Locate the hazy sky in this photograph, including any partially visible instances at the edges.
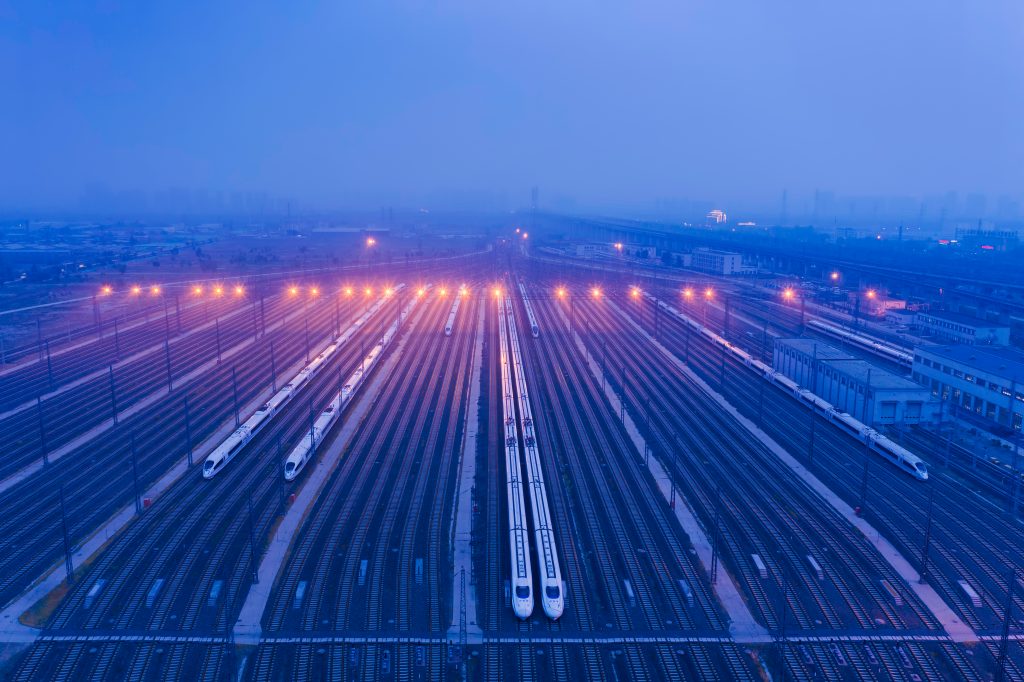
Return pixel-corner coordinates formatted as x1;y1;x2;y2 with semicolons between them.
2;1;1022;212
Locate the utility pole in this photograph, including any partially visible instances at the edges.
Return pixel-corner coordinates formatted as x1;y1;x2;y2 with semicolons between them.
113;318;121;359
247;486;259;585
808;345;818;466
919;479;936;581
130;432;142;514
305;316;311;363
269;340;278;393
58;484;74;584
996;567;1017;682
776;564;790;682
164;338;173;391
259;294;266;337
711;486;721;583
215;317;223;363
684;319;690;363
231;366;241;427
184;395;194;467
37;396;49;466
308;397;316;450
44;340;54;391
278;436;286;507
109;365;118;425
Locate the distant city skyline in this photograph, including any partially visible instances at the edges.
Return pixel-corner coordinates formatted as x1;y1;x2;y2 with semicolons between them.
3;2;1022;225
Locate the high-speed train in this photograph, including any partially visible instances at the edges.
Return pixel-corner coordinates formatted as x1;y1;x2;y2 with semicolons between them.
505;295;563;619
650;296;929;481
807;319;914;367
204;290;394;479
498;298;535;619
203;377;298;479
284;284;417;480
444;296;461;337
517;281;540;338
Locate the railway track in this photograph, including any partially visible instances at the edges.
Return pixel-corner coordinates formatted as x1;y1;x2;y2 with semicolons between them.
0;294;290;479
0;295;347;608
578;293;934;634
7;295;401;681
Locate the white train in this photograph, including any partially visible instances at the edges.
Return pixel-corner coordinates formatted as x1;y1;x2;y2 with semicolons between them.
505;295;564;619
284;285;416;480
444;296;461;337
806;319;913;367
649;295;929;481
518;281;540;338
204;290;396;479
498;297;535;619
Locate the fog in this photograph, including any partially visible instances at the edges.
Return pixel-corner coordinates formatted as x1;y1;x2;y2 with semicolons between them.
2;1;1022;218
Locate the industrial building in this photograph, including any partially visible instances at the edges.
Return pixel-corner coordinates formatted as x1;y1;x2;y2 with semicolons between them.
690;248;753;276
914;310;1010;346
774;338;937;425
912;344;1024;431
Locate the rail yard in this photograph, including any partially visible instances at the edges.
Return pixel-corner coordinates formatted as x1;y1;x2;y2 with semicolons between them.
0;244;1021;682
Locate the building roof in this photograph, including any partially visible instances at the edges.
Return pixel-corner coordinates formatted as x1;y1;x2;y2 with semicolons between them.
917;344;1024;382
819;359;924;391
916;310;1008;330
693;248;741;257
775;338;854;361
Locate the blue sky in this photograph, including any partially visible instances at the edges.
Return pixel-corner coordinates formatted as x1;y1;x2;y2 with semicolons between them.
2;1;1022;212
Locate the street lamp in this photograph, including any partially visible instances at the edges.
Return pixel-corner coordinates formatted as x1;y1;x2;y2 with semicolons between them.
702;287;714;327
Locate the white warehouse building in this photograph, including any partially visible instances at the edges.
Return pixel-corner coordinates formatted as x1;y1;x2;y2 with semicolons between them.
690;248;754;276
914;311;1010;346
912;345;1024;431
774;338;937;426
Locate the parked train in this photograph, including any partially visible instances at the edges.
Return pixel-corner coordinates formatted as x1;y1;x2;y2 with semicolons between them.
518;281;540;338
203;290;394;479
284;285;417;480
203;348;333;479
444;296;461;337
806;319;914;367
651;296;929;481
498;297;535;619
505;296;563;619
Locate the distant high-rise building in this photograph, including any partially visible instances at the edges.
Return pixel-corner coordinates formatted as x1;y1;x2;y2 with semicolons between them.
705;209;727;225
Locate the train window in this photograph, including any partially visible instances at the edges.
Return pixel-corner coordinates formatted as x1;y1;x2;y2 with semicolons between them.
285;462;295;473
516;586;530;599
546;586;561;599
